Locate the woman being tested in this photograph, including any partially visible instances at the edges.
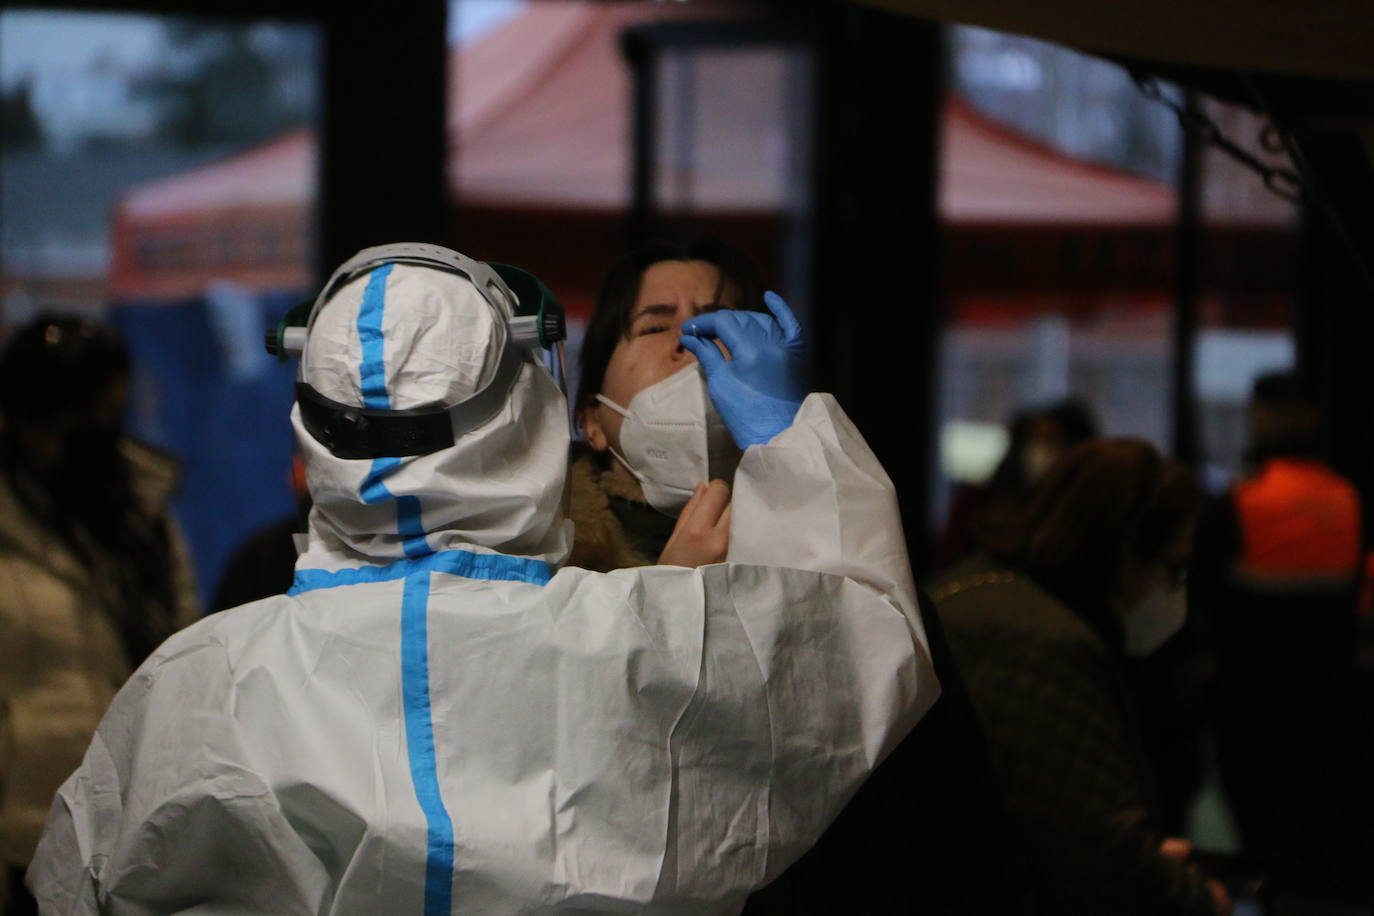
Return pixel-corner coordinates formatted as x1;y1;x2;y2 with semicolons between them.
570;237;1033;913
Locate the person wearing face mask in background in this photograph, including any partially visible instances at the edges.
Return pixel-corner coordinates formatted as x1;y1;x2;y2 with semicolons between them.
572;238;1038;914
930;439;1234;916
0;315;200;916
936;399;1098;573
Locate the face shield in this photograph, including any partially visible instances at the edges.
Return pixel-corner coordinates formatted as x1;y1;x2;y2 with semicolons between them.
267;243;566;460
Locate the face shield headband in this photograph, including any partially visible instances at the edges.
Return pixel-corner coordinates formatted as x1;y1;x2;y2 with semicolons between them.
266;242;567;460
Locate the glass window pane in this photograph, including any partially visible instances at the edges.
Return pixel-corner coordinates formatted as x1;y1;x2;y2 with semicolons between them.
1192;96;1299;490
0;9;320;608
447;0;813;408
936;26;1182;536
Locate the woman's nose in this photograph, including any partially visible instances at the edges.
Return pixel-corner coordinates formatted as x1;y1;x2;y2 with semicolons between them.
671;322;693;361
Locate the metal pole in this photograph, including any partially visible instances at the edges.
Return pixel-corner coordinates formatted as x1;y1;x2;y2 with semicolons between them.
623;31;658;246
1171;90;1203;466
318;0;448;278
809;5;944;574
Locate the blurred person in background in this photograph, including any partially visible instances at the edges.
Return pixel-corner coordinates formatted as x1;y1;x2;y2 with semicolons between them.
1191;371;1366;900
930;438;1232;915
936;398;1098;571
572;238;1036;914
0;315;199;915
211;453;310;611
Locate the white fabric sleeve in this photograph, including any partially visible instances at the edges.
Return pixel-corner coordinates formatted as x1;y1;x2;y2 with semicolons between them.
26;640;329;916
647;394;941;894
728;392;930;639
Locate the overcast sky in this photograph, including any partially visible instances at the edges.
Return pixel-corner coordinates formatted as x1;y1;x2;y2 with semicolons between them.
0;11;163;89
0;1;525;90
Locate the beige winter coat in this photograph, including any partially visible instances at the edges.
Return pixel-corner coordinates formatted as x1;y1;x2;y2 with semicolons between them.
0;440;199;868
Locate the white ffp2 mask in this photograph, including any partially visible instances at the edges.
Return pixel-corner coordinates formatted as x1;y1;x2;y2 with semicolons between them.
596;365;742;515
1122;584;1187;657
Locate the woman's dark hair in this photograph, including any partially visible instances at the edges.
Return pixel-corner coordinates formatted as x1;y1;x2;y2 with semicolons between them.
986;438;1202;642
574;236;766;417
0;313;130;426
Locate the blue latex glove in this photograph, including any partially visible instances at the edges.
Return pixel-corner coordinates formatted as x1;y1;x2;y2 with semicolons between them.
680;290;807;449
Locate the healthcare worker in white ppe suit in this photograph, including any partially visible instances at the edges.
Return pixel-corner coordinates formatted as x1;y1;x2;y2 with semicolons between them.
27;243;939;915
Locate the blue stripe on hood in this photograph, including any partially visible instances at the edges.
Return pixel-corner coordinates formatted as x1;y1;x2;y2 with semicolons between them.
354;263;430;559
349;260;458;913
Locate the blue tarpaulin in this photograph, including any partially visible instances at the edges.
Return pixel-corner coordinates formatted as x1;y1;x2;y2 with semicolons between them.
111;290;301;611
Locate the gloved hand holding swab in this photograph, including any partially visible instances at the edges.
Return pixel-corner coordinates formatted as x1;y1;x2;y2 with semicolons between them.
680;290;807;448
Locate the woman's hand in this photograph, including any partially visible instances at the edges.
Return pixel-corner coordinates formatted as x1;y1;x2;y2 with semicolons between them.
659;480;731;567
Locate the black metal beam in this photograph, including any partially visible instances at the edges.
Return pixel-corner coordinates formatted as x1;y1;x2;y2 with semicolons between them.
1171;91;1203;466
809;4;944;575
1295;128;1374;534
317;1;448;277
621;28;659;246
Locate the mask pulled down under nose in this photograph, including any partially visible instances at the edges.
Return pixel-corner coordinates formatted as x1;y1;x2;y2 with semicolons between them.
596;364;742;515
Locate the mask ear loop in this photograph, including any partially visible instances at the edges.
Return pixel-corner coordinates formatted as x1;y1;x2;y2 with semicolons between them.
591;394;645;484
594;393;630;418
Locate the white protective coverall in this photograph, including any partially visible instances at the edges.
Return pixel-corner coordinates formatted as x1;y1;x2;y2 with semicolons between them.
28;259;940;915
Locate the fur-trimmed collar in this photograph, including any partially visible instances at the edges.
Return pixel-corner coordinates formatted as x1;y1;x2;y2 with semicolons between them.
567;446;664;572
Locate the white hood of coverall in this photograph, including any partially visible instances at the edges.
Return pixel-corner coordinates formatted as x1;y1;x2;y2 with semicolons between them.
293;262;572;569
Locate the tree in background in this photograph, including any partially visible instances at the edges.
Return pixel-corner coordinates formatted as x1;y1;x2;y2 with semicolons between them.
0;79;45;150
133;20;315;149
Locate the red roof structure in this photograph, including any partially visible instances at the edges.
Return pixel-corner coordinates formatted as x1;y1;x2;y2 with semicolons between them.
940;98;1174;226
108;1;1199;306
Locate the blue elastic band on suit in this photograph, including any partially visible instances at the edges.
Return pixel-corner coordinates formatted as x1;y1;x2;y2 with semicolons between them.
349;260;456;910
288;547;551;913
287;548;553;595
362;458;430;558
399;566;455;915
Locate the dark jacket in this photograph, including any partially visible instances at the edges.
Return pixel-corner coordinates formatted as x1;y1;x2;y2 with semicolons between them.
931;558;1217;916
1190;461;1366;894
569;447;1036;913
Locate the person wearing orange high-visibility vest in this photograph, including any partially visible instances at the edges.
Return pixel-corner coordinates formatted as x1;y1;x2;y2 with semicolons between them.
1191;371;1362;885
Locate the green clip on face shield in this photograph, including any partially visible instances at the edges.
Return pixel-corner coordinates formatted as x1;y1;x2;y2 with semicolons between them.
265;243;567;460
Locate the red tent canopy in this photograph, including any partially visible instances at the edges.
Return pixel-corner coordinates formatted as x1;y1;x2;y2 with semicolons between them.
108;0;1190;305
941;99;1174;226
